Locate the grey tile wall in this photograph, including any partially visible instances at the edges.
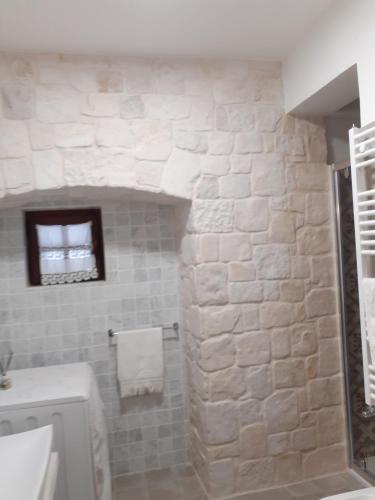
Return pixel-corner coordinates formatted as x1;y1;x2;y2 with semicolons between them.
0;198;187;475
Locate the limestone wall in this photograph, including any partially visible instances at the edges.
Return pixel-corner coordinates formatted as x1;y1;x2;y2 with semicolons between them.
0;54;347;497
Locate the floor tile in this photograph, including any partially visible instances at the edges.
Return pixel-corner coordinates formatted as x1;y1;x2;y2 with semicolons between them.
113;472;147;491
116;487;150;500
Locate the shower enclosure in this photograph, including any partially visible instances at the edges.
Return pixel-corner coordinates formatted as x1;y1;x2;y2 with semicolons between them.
333;166;375;478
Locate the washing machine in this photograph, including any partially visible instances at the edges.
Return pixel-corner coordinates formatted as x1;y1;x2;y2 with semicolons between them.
0;362;112;500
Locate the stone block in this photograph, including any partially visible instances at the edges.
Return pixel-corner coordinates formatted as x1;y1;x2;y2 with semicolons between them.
229;282;263;303
202;401;239;445
216;103;254;132
195;263;228;306
154;62;185;94
144;95;191;119
297;227;331;255
32;150;64;190
308;377;343;409
2;83;33;119
220;233;252;261
229;262;256;282
241;304;260;331
268;433;289;456
55;123;94;148
201;156;230;176
235;198;269;232
124;60;153;94
291;324;317;356
208;366;246;401
260;302;294;328
236;331;271;367
275;452;302;484
307;135;327;162
256;106;282;132
208;131;234;155
0;120;29;158
199;335;235;372
175;131;207;154
120;96;145;119
276;135;305;155
271;328;290;359
312;255;335;287
99;149;136;187
264;281;280;301
36;87;81;123
96;119;134;148
247;365;272;399
252;153;286;196
319;338;341;376
240;423;267;459
269;212;295;243
317;315;338;338
63;149;100;186
254;245;290;279
201;305;241;337
136;161;163;188
280;280;304;302
239;399;262;426
82;93;119;117
305;193;330;225
274;359;305;389
264;390;299;433
1;157;32;194
306;289;336;318
259;77;283;103
208;458;236;497
235;133;263;154
96;69;123;92
214;78;255;104
292;163;329;191
237;458;274;492
162;149;201;199
196;176;219;199
192;200;234;233
28;121;54;150
220;174;251;198
230;155;252;173
317;407;344;446
133;120;172;160
291;255;310;279
303;445;346;478
199;234;219;263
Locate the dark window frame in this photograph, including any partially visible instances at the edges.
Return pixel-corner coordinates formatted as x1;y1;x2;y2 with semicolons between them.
24;208;105;286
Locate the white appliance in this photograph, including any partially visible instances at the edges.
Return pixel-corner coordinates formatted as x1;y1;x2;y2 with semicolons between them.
322;488;375;499
0;363;112;500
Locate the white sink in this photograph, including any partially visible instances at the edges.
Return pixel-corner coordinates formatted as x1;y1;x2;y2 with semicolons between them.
0;425;53;500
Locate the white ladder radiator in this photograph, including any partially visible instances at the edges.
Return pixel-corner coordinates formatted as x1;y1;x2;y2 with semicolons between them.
350;122;375;405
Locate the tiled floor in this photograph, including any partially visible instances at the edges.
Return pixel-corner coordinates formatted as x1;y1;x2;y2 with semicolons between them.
112;467;366;500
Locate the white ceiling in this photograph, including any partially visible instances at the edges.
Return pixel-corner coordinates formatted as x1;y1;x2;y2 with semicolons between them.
0;0;335;60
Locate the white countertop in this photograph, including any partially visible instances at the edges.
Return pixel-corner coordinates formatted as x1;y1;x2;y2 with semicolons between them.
0;362;92;411
0;425;53;500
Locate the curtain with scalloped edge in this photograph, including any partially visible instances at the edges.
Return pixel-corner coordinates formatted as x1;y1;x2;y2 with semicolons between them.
36;221;98;285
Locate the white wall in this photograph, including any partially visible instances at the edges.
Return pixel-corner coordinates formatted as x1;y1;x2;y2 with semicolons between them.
283;0;375;125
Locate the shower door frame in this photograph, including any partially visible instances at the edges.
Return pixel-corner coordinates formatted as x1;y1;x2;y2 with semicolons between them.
332;164;355;469
332;164;375;482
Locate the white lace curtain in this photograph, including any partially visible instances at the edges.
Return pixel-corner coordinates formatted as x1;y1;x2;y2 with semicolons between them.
36;222;98;285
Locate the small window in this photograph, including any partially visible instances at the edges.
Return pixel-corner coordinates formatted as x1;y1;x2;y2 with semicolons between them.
25;208;105;286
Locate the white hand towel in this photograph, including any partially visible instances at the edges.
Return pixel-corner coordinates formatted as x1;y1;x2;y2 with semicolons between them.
116;327;164;398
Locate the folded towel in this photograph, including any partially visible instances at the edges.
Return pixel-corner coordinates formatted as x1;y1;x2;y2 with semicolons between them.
116;327;164;398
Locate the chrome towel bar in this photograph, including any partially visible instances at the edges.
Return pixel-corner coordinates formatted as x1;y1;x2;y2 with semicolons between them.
108;322;179;341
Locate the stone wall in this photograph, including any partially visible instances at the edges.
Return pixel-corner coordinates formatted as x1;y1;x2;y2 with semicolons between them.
0;54;347;496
